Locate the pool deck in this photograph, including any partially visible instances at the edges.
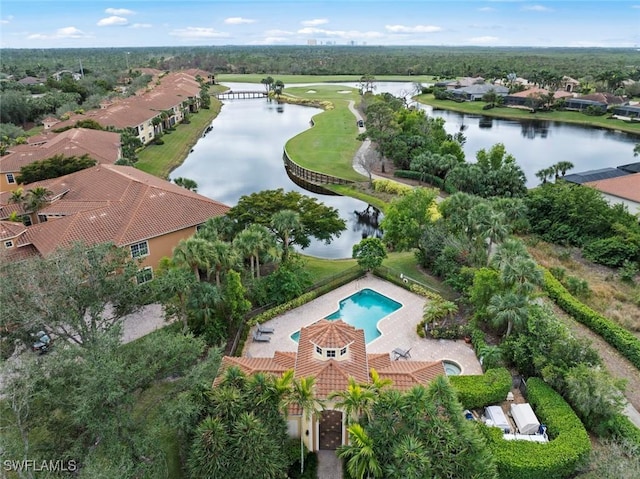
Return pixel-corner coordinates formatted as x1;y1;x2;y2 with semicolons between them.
244;274;483;375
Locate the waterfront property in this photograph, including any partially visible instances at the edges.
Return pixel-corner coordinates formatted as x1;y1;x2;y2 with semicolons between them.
0;165;230;276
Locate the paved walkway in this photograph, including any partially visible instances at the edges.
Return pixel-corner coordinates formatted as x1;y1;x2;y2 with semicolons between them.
317;450;343;479
244;275;483;375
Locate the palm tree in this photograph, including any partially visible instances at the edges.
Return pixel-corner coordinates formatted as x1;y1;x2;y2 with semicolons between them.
172;236;214;280
555;160;574;177
290;376;324;475
270;209;302;263
207;239;238;286
501;256;543;296
329;378;376;424
8;187;24;204
338;423;382;479
487;291;530;337
478;211;509;263
233;224;274;279
24;186;51;222
491;238;529;272
369;368;392;395
173;176;198;192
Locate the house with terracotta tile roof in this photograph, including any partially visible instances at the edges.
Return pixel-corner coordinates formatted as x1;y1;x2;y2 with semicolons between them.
47;71;207;145
584;173;640;215
0;128;122;192
0;165;230;278
214;319;445;451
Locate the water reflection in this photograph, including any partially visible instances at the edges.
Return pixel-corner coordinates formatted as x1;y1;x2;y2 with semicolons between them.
520;120;550;139
353;205;383;240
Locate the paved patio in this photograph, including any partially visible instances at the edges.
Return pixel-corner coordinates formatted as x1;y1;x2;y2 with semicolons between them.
244;274;482;375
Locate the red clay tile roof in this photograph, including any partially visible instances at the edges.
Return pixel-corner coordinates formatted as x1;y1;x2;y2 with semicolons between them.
585;173;640;203
509;87;549;98
0;128;121;173
0;220;26;240
213;319;448;400
12;165;229;256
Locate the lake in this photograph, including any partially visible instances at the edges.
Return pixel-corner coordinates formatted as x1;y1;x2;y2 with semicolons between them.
170;81;639;258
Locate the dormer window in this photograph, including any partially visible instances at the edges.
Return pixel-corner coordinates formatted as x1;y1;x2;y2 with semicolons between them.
326;349;336;358
316;346;322;355
313;342;350;361
340;347;348;356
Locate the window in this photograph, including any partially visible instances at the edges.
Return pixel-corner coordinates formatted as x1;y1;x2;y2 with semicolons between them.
136;267;153;285
326;349;336;358
22;215;32;226
340;347;348;356
316;346;322;355
6;173;15;184
4;240;13;248
130;241;149;258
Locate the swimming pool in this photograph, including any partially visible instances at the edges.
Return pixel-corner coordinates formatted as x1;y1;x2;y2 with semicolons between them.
290;288;402;344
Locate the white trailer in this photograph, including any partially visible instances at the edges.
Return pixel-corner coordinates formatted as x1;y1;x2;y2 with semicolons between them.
485;405;511;433
510;403;541;435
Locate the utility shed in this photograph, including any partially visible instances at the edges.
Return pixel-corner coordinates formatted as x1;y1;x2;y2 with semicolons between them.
510;403;540;435
485;406;511;433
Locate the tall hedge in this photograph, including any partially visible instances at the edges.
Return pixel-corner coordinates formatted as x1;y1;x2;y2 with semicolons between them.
486;378;590;479
542;268;640;370
450;367;512;409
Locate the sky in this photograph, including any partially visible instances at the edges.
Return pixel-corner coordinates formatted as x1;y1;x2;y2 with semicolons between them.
1;1;639;49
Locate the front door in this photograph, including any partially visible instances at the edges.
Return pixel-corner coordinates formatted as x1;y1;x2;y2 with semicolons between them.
318;410;343;450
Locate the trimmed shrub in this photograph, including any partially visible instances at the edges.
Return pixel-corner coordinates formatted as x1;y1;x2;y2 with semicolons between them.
542;268;640;369
450;367;511;409
486;378;590;479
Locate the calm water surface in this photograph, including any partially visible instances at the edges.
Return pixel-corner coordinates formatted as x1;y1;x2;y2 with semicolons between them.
171;81;639;259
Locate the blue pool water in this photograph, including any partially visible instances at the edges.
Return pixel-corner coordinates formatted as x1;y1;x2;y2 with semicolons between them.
290;288;402;344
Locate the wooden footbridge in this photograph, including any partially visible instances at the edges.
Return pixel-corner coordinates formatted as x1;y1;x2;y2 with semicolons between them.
214;90;267;100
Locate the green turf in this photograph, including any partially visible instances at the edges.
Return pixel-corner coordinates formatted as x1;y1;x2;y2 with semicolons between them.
135;103;222;179
283;85;367;182
302;255;358;282
382;251;458;299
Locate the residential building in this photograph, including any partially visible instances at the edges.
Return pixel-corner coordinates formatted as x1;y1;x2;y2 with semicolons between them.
563;167;630;184
44;70;207;145
0;165;230;279
560;76;580;93
584;173;640;215
214;319;445;451
449;84;509;102
0;128;121;192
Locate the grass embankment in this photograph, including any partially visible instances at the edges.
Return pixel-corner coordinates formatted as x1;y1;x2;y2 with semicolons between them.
135;102;222;178
216;74;435;84
416;94;640;136
283;84;367;182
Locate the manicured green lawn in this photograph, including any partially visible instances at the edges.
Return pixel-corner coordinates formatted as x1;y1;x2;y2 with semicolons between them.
417;94;640;135
382;251;458;299
283;85;367;182
303;255;358;282
135;103;222;179
216;74;435;84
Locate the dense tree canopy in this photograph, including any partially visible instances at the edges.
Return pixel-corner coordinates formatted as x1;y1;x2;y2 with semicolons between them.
226;189;346;256
17;153;97;184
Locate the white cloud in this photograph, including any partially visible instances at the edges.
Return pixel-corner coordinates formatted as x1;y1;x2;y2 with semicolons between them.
469;35;500;44
28;26;90;40
253;36;289;45
224;17;256;25
477;7;496;12
97;16;129;27
265;29;294;36
1;15;14;24
105;8;134;15
169;27;228;39
522;5;553;12
297;27;384;41
301;18;328;27
131;23;152;29
385;24;442;34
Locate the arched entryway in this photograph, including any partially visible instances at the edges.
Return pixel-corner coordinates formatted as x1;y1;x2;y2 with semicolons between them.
318;410;343;450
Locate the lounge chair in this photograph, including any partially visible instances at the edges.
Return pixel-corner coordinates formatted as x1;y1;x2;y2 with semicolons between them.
257;324;274;334
392;348;411;360
252;331;271;342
